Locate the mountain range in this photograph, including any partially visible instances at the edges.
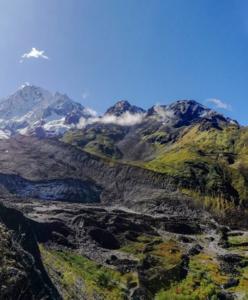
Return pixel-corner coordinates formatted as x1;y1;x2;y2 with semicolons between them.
0;85;248;299
0;84;237;139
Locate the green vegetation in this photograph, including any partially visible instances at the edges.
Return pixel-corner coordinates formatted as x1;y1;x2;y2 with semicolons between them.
120;234;248;299
120;234;159;259
39;245;138;300
122;238;182;267
143;124;248;212
155;252;227;300
155;246;248;300
39;235;248;299
62;125;125;159
120;235;182;269
0;224;18;288
235;265;248;295
150;239;183;269
228;234;248;246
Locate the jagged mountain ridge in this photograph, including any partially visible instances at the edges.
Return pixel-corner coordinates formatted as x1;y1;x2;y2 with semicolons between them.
105;98;237;125
147;99;237;127
62;98;238;162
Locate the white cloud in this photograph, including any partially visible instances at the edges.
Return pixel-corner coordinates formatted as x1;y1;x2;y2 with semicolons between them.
77;117;90;129
81;90;90;100
77;111;145;129
20;47;49;63
100;111;145;126
206;98;231;110
84;107;98;117
154;105;175;119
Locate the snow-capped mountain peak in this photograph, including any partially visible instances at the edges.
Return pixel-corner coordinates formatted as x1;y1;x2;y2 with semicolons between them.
0;85;52;119
0;85;94;138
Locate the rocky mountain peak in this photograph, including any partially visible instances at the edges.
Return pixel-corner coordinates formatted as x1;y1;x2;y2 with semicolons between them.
168;99;212;120
105;100;145;116
0;85;52;120
16;84;52;101
147;99;238;127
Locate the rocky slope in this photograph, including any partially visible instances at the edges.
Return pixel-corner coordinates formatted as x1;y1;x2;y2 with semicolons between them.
0;134;244;225
0;135;185;213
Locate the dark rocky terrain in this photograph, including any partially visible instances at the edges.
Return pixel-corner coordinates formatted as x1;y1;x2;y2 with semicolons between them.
0;134;247;299
0;202;61;299
1;193;248;299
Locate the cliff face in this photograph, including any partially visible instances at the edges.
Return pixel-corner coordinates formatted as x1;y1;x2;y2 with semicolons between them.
0;203;61;300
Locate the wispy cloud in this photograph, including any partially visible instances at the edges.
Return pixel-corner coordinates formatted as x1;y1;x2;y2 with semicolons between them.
77;111;145;129
100;111;145;126
84;107;98;117
154;104;174;119
206;98;232;110
20;47;49;63
81;90;90;100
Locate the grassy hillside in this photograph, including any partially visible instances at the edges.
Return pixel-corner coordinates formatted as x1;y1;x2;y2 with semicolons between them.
62;121;248;217
40;245;138;300
144;124;248;209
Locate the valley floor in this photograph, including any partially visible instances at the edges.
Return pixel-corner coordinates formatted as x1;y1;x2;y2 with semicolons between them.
1;198;248;300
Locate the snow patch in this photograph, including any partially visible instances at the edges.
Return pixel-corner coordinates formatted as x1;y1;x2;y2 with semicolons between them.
0;129;10;139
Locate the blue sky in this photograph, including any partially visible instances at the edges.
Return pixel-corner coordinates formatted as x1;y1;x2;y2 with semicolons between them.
1;0;248;124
